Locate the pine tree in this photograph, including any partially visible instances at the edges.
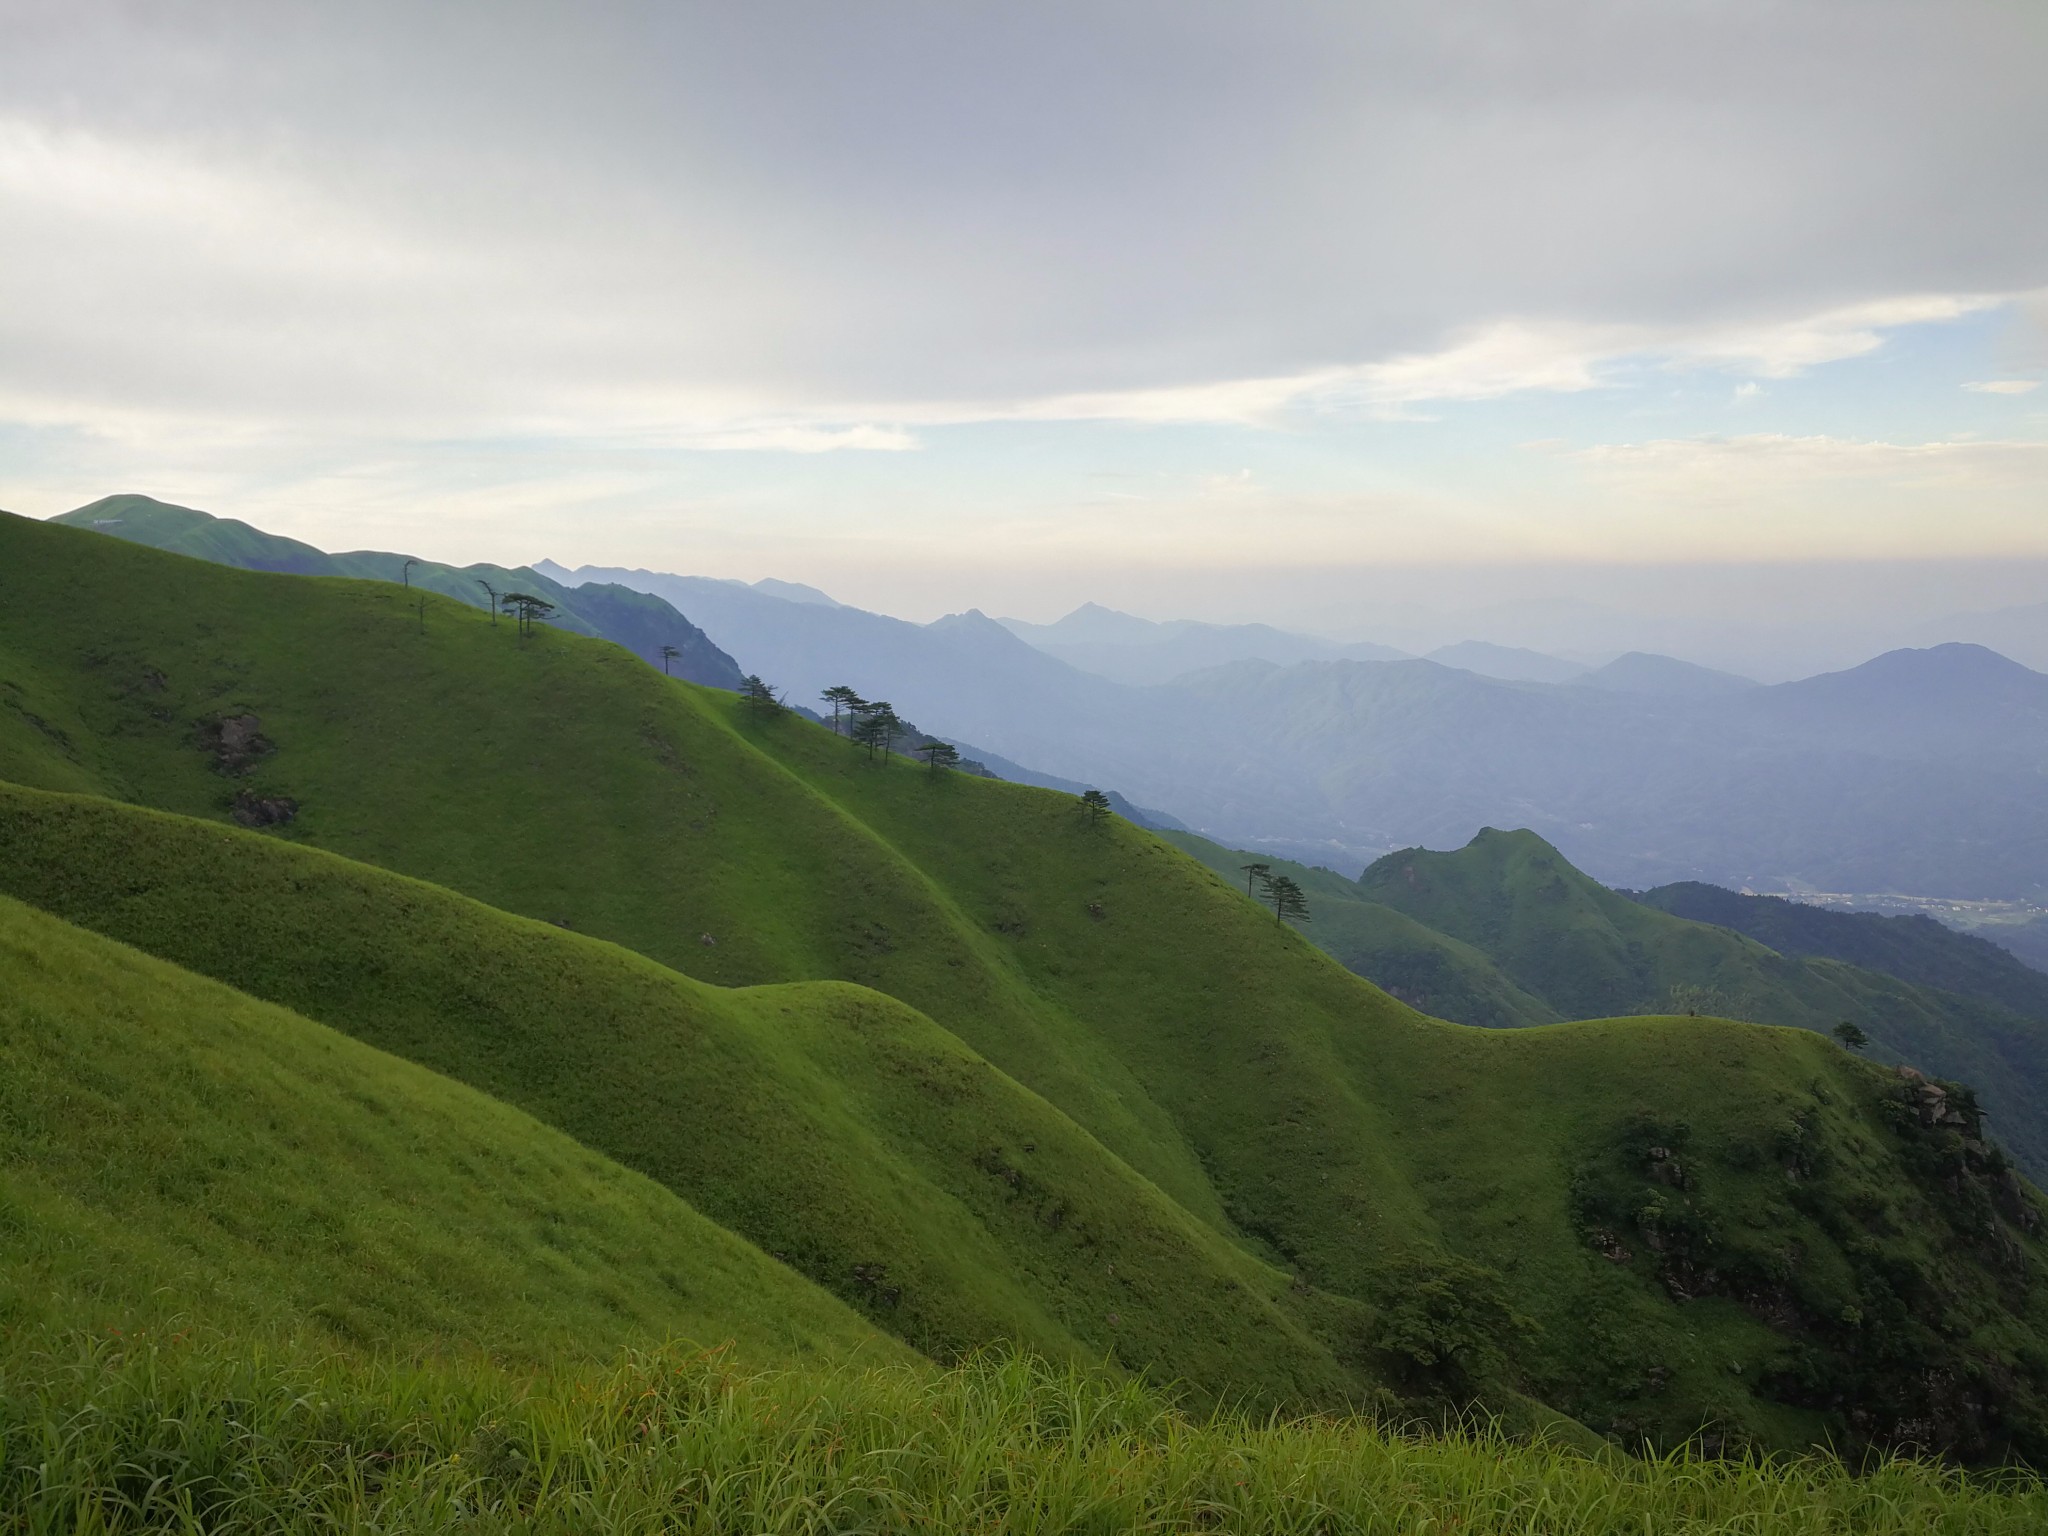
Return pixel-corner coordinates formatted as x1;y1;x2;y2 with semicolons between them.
917;741;961;774
1268;873;1310;926
822;685;864;734
1240;862;1272;898
501;593;556;637
742;675;784;719
852;700;900;761
1079;788;1112;826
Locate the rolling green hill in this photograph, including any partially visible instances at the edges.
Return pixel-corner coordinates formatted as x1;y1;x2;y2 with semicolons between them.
1350;829;2048;1179
0;781;1367;1405
7;506;2048;1458
52;493;745;689
1638;881;2048;1017
1163;832;1561;1028
0;892;894;1368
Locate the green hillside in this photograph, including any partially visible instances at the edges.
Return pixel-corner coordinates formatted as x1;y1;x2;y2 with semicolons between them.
1639;881;2048;1018
0;780;1368;1404
7;508;2048;1457
52;493;745;688
0;892;893;1367
1163;832;1561;1027
1353;829;2048;1178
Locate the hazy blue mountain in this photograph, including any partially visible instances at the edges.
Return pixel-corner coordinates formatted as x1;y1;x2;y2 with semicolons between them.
55;497;745;689
1917;598;2048;672
1574;651;1758;696
998;601;1164;646
750;577;842;607
1163;646;2048;899
998;603;1408;685
1423;640;1587;683
538;562;1185;792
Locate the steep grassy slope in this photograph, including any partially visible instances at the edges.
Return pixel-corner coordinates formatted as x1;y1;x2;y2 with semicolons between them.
1162;831;1560;1028
0;784;1364;1406
53;494;745;688
1640;881;2048;1013
0;893;892;1368
7;509;2048;1456
1357;829;2048;1179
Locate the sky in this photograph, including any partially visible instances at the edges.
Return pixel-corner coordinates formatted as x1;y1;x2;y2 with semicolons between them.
3;0;2045;649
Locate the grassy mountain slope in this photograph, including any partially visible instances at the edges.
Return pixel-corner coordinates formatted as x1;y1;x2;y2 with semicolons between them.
1161;830;1559;1028
1639;882;2048;1015
0;783;1363;1406
0;892;893;1368
53;494;745;689
1359;829;2048;1180
8;509;2048;1454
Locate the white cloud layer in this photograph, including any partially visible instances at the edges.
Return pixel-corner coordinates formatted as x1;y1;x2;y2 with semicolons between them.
0;1;2044;591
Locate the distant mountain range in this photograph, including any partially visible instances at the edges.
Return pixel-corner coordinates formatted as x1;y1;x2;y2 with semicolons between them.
52;498;2048;906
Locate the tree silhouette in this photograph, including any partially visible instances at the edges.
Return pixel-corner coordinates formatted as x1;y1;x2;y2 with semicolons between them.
501;593;555;637
403;557;418;589
1240;862;1272;898
477;579;499;625
660;644;681;676
741;674;784;719
1268;873;1310;926
822;685;864;734
1833;1021;1870;1051
1079;788;1112;827
917;741;961;774
852;700;901;761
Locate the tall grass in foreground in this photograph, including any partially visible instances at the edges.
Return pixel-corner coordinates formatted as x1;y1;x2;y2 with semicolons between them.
4;1339;2041;1534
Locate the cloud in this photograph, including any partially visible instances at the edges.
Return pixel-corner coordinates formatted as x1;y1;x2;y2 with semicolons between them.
1;3;2043;439
1963;380;2042;394
934;298;2001;428
1569;432;2048;484
664;425;918;453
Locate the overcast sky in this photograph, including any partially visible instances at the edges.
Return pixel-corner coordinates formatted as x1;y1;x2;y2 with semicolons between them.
3;0;2045;632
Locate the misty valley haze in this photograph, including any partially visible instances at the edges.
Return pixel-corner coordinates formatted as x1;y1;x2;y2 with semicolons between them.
542;555;2048;902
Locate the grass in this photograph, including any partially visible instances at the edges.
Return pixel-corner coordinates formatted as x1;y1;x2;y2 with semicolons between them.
1166;826;2048;1182
8;1340;2046;1535
1348;828;2048;1179
1162;831;1562;1027
7;508;2048;1459
0;783;1366;1407
0;892;895;1370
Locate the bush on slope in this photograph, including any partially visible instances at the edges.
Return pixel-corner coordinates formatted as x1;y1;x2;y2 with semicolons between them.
0;894;892;1368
